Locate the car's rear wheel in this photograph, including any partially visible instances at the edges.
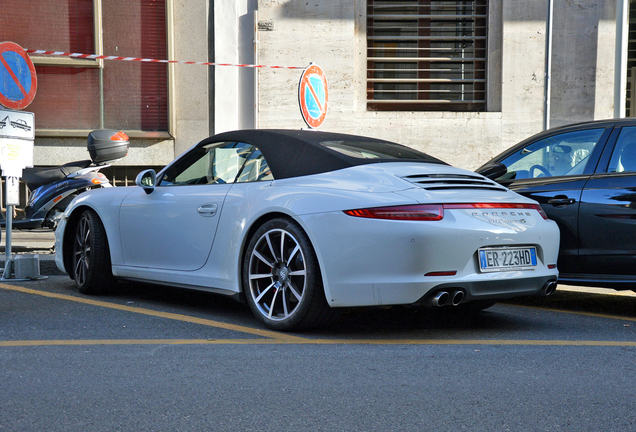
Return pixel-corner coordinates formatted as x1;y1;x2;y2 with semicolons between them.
72;209;113;294
243;218;334;331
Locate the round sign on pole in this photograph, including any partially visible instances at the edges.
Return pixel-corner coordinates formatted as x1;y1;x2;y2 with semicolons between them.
0;42;37;110
298;63;328;129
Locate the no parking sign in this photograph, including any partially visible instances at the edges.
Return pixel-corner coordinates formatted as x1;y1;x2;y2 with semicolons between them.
298;64;328;129
0;42;37;110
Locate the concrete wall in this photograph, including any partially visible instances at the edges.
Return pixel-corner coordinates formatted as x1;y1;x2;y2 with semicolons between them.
255;0;511;168
212;0;258;134
254;0;621;170
30;0;622;173
256;0;358;130
550;0;617;127
34;136;175;168
172;0;211;157
500;1;548;149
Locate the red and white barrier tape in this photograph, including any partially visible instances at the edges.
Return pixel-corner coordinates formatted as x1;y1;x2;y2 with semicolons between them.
25;49;305;70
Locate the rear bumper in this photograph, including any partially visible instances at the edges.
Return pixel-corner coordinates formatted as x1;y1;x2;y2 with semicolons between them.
415;275;558;305
299;208;560;308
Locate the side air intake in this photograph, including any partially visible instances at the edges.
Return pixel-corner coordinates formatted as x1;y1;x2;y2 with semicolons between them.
401;173;508;192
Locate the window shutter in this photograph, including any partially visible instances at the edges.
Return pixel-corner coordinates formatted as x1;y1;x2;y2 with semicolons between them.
367;0;488;112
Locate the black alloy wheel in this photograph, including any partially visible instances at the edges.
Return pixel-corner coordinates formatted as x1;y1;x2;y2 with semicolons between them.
72;209;113;294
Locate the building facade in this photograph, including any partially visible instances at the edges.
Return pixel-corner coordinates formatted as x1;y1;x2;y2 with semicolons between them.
253;0;626;168
0;0;631;183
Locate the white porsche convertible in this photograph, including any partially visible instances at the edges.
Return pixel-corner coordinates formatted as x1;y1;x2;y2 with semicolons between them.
56;129;560;331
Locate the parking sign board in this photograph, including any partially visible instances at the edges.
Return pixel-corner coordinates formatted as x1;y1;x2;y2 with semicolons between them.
0;108;34;140
0;42;38;110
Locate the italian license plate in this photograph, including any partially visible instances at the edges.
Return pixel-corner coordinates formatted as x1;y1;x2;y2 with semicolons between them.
478;247;537;272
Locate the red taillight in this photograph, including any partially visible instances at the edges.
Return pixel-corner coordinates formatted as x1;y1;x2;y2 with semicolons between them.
533;205;549;220
344;203;548;221
344;204;444;221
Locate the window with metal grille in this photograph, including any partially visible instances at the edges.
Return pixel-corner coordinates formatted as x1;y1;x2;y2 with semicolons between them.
367;0;488;111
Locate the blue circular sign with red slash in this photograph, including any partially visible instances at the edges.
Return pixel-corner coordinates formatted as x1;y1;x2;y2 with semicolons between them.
0;42;38;110
298;63;328;129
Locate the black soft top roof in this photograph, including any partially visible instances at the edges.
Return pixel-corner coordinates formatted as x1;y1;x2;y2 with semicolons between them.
198;129;447;179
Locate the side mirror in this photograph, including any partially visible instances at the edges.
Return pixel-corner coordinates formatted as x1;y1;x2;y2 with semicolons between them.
477;162;507;180
135;169;156;194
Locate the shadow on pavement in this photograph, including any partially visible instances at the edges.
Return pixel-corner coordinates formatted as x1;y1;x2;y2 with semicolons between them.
506;289;636;319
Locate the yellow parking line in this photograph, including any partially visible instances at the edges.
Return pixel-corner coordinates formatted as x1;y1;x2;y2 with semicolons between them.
2;338;636;347
3;283;636;348
0;283;307;343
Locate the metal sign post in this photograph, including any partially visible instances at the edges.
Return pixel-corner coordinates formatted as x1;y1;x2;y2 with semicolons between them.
3;175;20;278
3;197;12;279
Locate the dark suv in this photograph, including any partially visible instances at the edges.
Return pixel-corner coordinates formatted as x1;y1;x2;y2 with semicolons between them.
477;118;636;290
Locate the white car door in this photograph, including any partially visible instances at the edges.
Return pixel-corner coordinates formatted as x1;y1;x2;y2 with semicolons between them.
119;184;231;270
119;141;257;271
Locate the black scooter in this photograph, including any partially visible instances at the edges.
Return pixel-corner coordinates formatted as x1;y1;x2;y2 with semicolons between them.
0;129;129;230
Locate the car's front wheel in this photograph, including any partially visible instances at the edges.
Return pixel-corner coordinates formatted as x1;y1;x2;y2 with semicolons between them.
72;209;113;294
243;218;333;331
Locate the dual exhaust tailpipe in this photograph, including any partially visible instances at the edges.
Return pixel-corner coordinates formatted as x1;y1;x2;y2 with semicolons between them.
428;290;465;307
428;280;557;308
541;280;558;297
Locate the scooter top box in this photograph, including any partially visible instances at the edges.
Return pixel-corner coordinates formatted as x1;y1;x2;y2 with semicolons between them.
87;129;129;164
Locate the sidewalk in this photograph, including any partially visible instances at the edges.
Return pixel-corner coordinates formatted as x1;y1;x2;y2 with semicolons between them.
0;229;55;255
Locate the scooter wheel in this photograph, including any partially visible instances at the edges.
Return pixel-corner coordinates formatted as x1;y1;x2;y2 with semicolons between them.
72;209;113;294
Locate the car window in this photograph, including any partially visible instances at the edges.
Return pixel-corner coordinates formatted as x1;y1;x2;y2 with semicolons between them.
497;129;605;180
236;149;274;182
608;127;636;173
159;142;272;185
321;139;442;162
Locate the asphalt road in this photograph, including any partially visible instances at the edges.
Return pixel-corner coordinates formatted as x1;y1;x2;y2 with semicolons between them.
2;272;636;431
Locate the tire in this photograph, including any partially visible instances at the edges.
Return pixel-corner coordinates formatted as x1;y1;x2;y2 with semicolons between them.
72;209;114;294
242;218;334;331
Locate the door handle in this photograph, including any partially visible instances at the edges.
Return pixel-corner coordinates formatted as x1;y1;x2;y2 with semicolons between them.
197;203;218;217
547;197;575;206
